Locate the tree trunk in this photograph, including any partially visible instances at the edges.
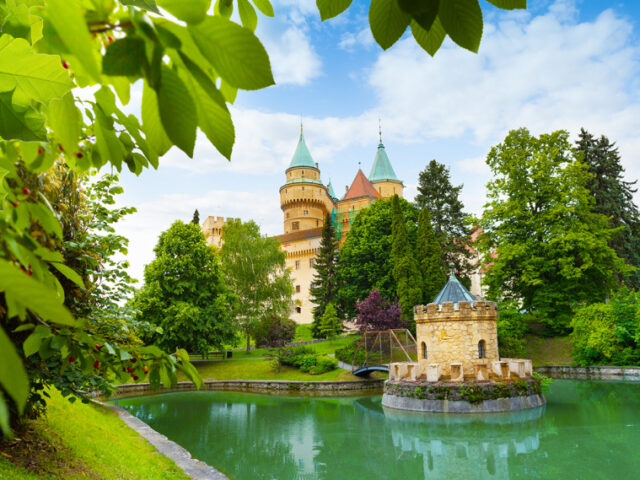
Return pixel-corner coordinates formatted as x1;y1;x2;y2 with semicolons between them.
246;327;251;353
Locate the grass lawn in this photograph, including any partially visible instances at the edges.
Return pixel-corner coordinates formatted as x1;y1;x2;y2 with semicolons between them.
526;334;573;366
0;389;188;480
294;324;314;342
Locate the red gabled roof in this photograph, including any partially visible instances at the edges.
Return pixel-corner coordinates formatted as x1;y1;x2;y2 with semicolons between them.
343;169;381;200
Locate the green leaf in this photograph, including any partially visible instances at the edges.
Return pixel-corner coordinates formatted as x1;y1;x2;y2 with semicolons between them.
251;0;274;16
177;51;226;108
369;0;411;50
50;262;84;288
411;17;447;56
158;0;211;24
156;66;197;157
183;71;234;160
438;0;483;53
214;0;233;18
47;92;81;155
0;392;10;437
0;35;73;106
0;90;46;141
2;3;32;43
27;201;62;238
44;0;101;82
189;15;274;90
316;0;352;21
237;0;258;31
0;260;75;325
486;0;526;9
102;37;146;77
23;326;51;357
94;104;125;171
141;81;172;156
120;0;160;13
220;79;237;103
0;326;29;414
413;0;439;31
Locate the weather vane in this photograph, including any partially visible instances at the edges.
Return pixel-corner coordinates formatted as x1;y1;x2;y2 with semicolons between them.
378;117;382;143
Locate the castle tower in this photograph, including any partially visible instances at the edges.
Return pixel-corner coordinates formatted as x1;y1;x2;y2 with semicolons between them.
368;141;404;198
279;131;335;234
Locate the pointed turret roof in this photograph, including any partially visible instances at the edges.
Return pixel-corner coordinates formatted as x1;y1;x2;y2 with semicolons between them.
343;169;381;200
432;263;477;305
369;142;400;183
287;132;317;171
327;180;338;200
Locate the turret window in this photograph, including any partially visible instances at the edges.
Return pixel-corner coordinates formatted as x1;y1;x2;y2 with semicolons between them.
303;210;309;216
295;285;301;293
292;221;299;231
422;342;427;359
478;340;486;359
296;307;301;314
295;260;300;269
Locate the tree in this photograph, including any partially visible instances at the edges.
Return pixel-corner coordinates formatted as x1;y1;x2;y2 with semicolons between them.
310;214;338;338
337;197;418;318
133;221;235;356
576;129;640;289
414;159;473;286
354;290;403;332
251;315;296;348
416;207;447;303
319;303;342;339
191;209;200;226
220;219;293;352
479;128;628;333
391;195;422;320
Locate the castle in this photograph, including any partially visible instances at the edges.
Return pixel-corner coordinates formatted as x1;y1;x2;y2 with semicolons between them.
204;130;484;324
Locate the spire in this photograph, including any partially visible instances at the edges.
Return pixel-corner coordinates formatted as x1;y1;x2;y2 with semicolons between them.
432;265;476;305
287;130;317;171
369;140;400;183
378;117;382;143
327;179;337;200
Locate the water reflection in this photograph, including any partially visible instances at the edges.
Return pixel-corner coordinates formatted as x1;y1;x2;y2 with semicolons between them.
114;381;640;480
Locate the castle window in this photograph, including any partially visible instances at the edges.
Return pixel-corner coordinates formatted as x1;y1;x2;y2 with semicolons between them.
309;258;314;268
292;221;299;231
302;187;305;191
421;342;427;360
296;307;301;314
295;285;301;293
303;210;309;216
286;213;290;219
295;260;300;270
316;220;319;226
302;170;305;176
478;340;486;359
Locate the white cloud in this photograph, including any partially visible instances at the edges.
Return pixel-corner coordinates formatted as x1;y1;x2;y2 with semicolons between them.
117;189;281;282
339;27;375;51
262;25;322;85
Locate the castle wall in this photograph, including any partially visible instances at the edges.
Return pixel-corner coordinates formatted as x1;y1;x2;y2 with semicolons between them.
414;301;499;376
372;180;404;199
282;237;322;324
202;216;240;248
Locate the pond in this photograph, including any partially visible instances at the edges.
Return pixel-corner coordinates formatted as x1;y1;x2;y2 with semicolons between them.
114;380;640;480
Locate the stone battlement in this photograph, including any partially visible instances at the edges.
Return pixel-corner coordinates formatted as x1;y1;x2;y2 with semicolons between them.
414;301;498;323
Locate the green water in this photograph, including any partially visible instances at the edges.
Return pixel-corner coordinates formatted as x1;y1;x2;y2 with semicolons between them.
114;380;640;480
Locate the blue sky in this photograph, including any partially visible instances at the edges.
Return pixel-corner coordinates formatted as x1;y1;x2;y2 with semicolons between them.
115;0;640;282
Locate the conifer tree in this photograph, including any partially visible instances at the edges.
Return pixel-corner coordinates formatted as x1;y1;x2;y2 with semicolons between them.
319;303;342;339
416;208;447;303
391;195;423;320
310;214;338;338
191;209;200;225
576;129;640;288
414;160;473;286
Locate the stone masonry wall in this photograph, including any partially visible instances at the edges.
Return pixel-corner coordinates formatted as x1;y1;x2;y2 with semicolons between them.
414;301;499;377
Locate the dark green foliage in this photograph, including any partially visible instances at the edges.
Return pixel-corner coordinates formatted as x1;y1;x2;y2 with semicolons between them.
337;197;418;318
250;315;296;348
318;303;342;339
416;207;446;303
133;221;235;356
496;306;528;358
191;209;200;225
414;159;473;287
275;345;337;374
335;337;366;366
391;195;423;319
310;214;338;338
576;129;640;289
480;128;628;334
571;288;640;366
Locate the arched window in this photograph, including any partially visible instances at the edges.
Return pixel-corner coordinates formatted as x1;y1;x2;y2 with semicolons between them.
478;340;486;359
422;342;427;359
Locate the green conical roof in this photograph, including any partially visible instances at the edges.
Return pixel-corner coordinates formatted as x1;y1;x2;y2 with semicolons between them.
327;180;337;200
287;133;317;171
432;263;477;305
369;143;400;182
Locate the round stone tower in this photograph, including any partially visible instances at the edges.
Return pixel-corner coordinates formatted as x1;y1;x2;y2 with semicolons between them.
279;131;334;234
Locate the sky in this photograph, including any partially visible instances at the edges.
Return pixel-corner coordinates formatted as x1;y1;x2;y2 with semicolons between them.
113;0;640;283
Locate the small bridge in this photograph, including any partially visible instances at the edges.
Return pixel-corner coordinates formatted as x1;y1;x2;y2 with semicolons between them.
351;329;417;377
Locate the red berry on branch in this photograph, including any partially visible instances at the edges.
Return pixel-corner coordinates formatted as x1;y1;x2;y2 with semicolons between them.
37;147;44;155
27;266;32;276
58;145;64;152
127;366;132;373
76;152;83;159
130;358;137;363
93;360;100;369
142;366;149;374
132;374;139;381
11;201;19;208
22;187;30;196
95;344;101;351
107;35;114;43
62;60;69;69
68;356;75;363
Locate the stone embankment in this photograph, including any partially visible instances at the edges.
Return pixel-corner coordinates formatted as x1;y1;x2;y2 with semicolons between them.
534;365;640;381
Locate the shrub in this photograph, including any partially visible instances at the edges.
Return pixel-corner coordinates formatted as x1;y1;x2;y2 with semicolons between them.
571;289;640;366
335;337;366;365
277;345;315;366
251;315;296;348
312;356;338;375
